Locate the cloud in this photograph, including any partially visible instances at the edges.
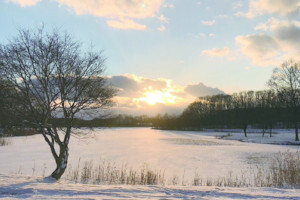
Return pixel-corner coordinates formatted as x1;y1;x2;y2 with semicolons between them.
107;74;168;97
5;0;40;7
202;47;230;57
236;0;300;18
7;0;165;30
57;0;166;30
201;20;215;26
107;19;146;30
184;83;225;97
236;34;280;66
55;0;164;19
157;25;166;32
163;4;174;8
237;18;300;66
256;18;300;48
158;14;169;23
201;47;236;60
106;74;225;115
209;33;216;37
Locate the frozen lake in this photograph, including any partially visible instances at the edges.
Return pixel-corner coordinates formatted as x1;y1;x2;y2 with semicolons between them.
0;128;299;184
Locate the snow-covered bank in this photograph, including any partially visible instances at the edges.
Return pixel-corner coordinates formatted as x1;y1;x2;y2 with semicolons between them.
198;129;300;145
1;174;300;200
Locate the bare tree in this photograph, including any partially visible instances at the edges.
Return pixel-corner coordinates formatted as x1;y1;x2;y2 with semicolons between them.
232;91;255;137
268;60;300;141
0;27;115;179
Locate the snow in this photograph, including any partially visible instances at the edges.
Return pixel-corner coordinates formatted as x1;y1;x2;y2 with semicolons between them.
1;174;300;199
201;128;300;145
0;128;299;199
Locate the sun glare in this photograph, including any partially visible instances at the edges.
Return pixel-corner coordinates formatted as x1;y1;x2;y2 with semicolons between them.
140;90;176;105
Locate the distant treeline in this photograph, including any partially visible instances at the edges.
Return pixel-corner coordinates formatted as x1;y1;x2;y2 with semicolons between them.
54;115;155;128
154;60;300;141
153;91;298;136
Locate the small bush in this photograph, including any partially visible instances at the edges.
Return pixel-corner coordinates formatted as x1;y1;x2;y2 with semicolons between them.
0;136;11;146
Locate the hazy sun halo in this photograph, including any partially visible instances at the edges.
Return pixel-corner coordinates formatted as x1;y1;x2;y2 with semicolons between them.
140;90;176;105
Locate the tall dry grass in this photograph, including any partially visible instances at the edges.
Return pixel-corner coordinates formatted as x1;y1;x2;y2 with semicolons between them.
64;151;300;188
0;136;11;146
65;160;165;185
253;150;300;188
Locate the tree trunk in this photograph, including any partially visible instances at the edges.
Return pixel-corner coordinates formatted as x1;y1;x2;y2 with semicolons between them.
269;123;272;137
295;122;299;141
243;124;247;137
50;145;69;180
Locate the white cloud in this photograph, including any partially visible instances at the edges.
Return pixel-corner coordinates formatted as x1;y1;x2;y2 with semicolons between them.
5;0;40;7
54;0;164;30
209;33;216;37
236;0;300;18
236;34;280;66
237;18;300;66
202;47;230;57
201;47;236;61
107;19;146;30
157;25;166;32
158;14;169;23
199;33;206;37
6;0;165;30
201;20;216;26
55;0;164;19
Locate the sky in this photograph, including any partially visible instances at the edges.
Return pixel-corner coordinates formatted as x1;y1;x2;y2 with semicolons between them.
0;0;299;115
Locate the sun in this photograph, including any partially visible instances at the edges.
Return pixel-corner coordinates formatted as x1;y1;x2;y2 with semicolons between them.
140;90;176;105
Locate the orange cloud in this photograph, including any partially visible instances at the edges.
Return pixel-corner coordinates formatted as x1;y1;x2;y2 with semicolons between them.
5;0;40;7
107;19;146;30
201;47;236;61
55;0;164;29
107;74;225;115
202;47;230;57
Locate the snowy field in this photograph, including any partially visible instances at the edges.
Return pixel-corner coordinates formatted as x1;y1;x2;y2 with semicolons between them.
1;175;300;200
0;127;300;199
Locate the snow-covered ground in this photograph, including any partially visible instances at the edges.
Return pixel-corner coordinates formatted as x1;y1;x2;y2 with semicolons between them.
201;128;300;145
0;128;299;199
1;174;300;199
